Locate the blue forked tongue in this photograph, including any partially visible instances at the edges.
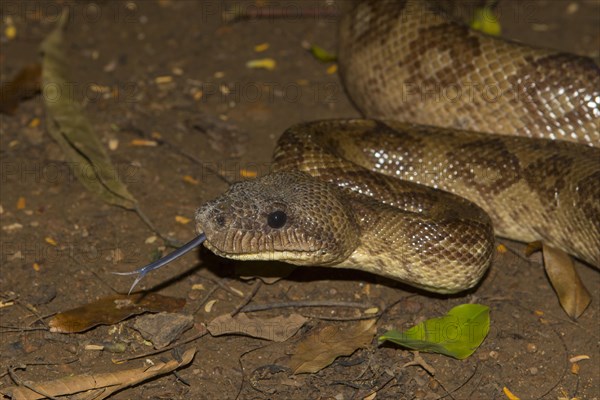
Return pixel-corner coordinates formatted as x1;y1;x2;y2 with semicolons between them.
113;233;206;295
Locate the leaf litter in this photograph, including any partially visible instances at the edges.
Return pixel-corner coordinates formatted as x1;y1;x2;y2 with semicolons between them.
208;312;307;342
48;293;185;333
39;10;173;244
288;319;377;374
0;348;195;400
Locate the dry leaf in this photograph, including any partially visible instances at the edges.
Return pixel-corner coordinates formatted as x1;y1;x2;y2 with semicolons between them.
0;348;195;400
155;75;173;84
49;293;185;333
130;139;158;147
16;196;26;209
205;299;217;312
569;355;590;363
288;319;376;374
246;58;276;70
571;362;580;374
240;169;258;178
542;244;591;319
0;63;41;115
40;11;137;210
208;313;307;342
503;386;520;400
524;241;543;256
183;175;199;185
254;43;269;52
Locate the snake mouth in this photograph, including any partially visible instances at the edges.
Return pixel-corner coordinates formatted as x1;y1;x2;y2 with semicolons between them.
202;238;324;266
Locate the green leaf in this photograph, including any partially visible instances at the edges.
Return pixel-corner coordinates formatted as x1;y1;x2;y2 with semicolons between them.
379;304;490;359
40;10;137;210
470;7;502;36
309;45;337;63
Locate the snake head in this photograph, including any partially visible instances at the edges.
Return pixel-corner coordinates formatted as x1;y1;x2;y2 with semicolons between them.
195;171;360;266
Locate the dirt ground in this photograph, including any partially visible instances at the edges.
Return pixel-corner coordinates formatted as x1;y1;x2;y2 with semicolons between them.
1;1;599;399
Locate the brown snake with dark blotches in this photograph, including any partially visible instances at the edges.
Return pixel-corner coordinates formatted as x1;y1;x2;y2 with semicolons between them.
119;1;599;294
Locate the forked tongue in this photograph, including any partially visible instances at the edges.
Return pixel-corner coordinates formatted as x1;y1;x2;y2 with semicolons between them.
113;233;206;294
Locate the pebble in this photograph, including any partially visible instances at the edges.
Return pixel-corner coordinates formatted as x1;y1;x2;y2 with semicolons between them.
133;312;194;349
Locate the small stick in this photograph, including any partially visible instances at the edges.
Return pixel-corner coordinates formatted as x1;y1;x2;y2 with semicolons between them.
230;280;262;317
192;284;220;315
113;330;207;363
222;6;341;23
302;313;383;322
8;366;61;400
211;278;246;298
241;300;376;313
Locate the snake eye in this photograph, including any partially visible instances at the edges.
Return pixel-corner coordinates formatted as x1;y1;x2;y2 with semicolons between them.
267;210;287;229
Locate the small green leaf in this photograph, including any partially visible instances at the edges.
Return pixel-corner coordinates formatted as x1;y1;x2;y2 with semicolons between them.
379;304;490;359
309;45;337;62
470;7;502;36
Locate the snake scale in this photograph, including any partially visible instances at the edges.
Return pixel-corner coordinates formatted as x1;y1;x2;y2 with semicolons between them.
125;1;600;294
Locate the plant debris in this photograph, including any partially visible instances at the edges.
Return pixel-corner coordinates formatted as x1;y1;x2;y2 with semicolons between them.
49;293;186;333
208;312;307;342
288;319;376;374
0;348;195;400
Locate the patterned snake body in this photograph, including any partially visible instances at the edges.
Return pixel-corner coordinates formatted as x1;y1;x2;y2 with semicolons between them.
194;1;600;293
339;0;600;146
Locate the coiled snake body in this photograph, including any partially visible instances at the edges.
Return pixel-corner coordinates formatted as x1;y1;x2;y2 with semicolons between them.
196;1;600;293
194;1;600;294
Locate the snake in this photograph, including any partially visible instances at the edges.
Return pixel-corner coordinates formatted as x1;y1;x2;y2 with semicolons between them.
120;0;600;294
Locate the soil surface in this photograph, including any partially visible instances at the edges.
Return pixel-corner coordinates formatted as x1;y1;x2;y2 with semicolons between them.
1;1;599;399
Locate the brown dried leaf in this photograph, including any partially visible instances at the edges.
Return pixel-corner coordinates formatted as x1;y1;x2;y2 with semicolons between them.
48;293;185;333
542;244;591;319
40;11;137;209
288;319;377;374
524;240;543;256
208;313;307;342
0;348;195;400
0;63;41;115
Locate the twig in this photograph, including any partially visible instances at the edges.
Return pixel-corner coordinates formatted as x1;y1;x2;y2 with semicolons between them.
0;325;48;333
8;365;61;400
234;344;272;400
230;280;262;317
133;204;182;248
211;278;246;298
360;371;396;400
159;138;231;185
122;122;231;185
172;370;190;386
241;300;376;313
16;301;48;328
222;5;341;23
537;324;570;399
113;329;207;363
435;362;478;400
403;351;436;376
192;284;220;315
301;312;383;321
501;240;536;264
